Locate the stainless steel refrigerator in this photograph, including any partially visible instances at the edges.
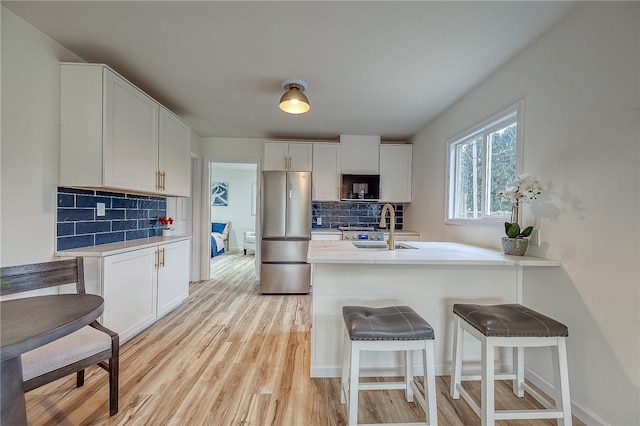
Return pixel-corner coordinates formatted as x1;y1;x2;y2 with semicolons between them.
260;171;311;294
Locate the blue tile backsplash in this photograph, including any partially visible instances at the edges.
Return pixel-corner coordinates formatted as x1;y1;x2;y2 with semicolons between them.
57;187;167;251
312;202;403;230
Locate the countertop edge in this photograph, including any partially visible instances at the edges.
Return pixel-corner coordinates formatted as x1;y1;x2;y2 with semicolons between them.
55;235;191;257
309;258;516;266
306;241;560;267
311;229;420;235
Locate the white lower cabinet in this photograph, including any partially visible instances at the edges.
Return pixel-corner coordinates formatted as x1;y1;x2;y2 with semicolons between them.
103;247;158;342
60;238;190;343
156;240;190;316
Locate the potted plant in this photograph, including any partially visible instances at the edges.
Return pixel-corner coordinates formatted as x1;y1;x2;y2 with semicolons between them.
158;216;174;236
497;174;544;256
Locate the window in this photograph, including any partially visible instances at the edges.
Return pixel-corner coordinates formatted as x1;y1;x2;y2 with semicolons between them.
446;102;522;223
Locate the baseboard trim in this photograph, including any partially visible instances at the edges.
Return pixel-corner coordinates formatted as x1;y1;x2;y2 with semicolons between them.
525;367;610;426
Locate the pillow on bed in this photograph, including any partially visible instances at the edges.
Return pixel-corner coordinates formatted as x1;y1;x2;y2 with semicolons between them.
212;222;227;234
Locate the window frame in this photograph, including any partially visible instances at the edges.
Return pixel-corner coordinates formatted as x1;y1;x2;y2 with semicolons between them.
445;101;523;225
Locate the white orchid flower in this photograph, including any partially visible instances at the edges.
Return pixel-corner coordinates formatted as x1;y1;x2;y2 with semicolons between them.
498;174;544;204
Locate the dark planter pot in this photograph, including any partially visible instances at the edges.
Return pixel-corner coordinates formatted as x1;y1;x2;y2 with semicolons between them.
501;237;529;256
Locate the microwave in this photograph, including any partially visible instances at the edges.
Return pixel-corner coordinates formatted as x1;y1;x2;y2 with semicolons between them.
340;174;380;200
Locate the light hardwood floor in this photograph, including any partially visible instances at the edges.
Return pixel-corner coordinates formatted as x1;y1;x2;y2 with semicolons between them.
25;252;584;425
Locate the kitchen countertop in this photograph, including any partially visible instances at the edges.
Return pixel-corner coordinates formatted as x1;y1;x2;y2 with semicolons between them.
307;240;559;266
311;228;420;235
55;235;191;257
311;228;342;234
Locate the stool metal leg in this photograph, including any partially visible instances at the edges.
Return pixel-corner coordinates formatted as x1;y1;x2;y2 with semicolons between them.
481;336;495;426
450;316;463;399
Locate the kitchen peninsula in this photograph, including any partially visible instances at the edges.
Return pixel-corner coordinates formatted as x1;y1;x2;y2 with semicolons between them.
307;240;560;378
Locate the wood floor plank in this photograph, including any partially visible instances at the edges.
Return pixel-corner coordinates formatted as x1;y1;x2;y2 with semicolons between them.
24;252;585;425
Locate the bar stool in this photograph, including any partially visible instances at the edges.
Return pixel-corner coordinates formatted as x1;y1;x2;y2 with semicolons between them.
340;305;438;426
450;303;571;426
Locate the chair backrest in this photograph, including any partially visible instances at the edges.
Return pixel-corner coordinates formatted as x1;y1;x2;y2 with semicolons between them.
1;257;85;296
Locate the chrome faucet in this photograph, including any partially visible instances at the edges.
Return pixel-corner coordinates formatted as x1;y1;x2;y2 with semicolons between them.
379;203;395;251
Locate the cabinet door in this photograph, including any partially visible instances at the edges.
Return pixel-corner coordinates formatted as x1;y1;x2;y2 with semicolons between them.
264;142;289;170
288;143;313;171
103;247;157;343
157;240;190;317
340;135;380;174
264;142;313;171
312;143;340;201
159;107;191;197
379;144;412;203
103;69;159;193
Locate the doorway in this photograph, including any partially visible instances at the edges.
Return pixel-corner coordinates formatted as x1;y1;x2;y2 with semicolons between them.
207;161;259;279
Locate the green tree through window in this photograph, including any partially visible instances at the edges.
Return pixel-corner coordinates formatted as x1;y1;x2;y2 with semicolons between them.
447;102;521;222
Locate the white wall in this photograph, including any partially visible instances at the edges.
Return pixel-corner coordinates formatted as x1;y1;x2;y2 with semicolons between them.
166;131;202;238
1;7;83;266
210;165;257;250
190;130;202;157
406;3;639;424
200;137;264;161
1;7;203;271
199;138;263;260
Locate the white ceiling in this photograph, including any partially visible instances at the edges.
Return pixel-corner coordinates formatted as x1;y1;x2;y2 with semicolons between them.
4;1;578;141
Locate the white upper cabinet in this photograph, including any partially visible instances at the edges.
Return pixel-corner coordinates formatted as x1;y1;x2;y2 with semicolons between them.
312;143;341;201
159;107;191;196
264;142;313;171
60;63;191;197
264;142;288;170
103;69;159;193
340;135;380;174
379;144;412;203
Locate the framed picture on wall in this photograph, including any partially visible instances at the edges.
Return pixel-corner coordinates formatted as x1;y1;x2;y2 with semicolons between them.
212;182;228;206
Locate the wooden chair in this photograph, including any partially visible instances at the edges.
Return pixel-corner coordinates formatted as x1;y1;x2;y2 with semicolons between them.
1;257;119;416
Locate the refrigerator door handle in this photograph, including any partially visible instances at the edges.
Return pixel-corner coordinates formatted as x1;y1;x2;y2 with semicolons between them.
289;182;292;199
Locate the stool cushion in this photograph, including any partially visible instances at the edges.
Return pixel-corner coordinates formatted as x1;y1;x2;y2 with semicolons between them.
453;303;568;337
342;305;435;341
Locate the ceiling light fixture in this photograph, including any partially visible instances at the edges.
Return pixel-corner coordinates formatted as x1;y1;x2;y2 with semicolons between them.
279;79;310;114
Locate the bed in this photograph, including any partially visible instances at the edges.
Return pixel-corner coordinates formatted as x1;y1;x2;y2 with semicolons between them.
211;222;230;257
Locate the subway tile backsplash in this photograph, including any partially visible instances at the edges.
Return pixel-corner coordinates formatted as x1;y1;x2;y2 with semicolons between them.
312;202;403;230
57;187;167;251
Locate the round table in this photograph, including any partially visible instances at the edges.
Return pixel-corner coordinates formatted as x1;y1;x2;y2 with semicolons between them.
1;294;104;425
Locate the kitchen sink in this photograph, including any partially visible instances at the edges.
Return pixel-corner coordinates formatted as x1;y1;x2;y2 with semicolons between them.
352;241;417;249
